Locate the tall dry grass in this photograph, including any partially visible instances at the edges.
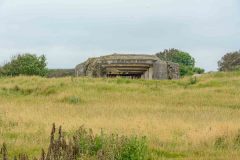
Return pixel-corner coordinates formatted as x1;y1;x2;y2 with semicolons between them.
1;72;240;159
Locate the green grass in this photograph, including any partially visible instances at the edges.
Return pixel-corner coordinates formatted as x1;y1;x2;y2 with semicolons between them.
1;72;240;159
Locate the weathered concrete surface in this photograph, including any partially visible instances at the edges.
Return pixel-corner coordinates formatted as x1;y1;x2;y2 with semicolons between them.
153;61;168;80
167;62;180;79
75;54;179;80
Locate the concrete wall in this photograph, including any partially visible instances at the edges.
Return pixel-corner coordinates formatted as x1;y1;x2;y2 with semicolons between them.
153;61;168;79
142;69;148;79
148;67;153;80
141;67;153;80
167;62;180;79
75;63;85;77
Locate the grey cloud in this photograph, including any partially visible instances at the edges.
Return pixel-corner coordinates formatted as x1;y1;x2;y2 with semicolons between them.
0;0;239;70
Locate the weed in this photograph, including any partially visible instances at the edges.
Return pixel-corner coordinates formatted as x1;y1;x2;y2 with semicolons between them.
234;130;240;149
1;124;149;160
74;126;149;160
214;136;227;149
13;85;20;92
189;76;197;85
63;96;82;104
183;76;198;88
0;143;7;160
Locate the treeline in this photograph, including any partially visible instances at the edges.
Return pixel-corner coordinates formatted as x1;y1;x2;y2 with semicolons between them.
47;69;75;78
0;50;240;78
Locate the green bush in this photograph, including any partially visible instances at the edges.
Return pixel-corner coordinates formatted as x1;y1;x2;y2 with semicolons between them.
156;49;205;77
189;77;197;85
156;48;195;67
218;51;240;71
1;125;149;160
74;126;149;160
117;136;147;160
180;65;205;77
180;65;194;77
193;67;205;74
1;54;48;76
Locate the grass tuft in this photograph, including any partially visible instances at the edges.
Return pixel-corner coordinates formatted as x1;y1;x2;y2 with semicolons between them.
62;96;82;104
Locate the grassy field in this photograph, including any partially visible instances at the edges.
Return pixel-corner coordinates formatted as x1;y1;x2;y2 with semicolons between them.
1;72;240;159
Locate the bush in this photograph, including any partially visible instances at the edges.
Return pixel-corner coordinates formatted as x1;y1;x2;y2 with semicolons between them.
218;51;240;71
179;65;205;77
1;124;149;160
117;136;147;160
74;126;149;160
156;49;204;77
156;48;195;67
193;67;205;74
183;76;198;88
189;76;197;85
1;54;48;76
180;65;194;77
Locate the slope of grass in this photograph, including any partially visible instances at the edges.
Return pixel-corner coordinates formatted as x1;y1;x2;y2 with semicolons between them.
1;72;240;159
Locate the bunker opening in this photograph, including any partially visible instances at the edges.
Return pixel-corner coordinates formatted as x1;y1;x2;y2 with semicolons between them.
107;74;143;79
105;64;150;79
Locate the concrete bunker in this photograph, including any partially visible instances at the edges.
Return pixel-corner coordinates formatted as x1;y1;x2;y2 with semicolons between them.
75;54;179;80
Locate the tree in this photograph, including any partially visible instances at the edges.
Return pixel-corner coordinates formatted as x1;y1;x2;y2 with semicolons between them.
156;48;195;67
156;49;204;76
1;54;48;76
218;51;240;71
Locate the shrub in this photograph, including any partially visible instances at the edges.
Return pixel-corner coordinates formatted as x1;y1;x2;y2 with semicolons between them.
117;136;147;160
156;49;204;77
183;76;198;88
74;126;149;160
193;67;205;74
180;65;205;77
180;65;194;77
1;54;48;77
189;76;197;85
218;50;240;71
156;48;195;67
1;124;149;160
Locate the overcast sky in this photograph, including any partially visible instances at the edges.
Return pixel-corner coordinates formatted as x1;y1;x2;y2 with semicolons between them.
0;0;239;71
